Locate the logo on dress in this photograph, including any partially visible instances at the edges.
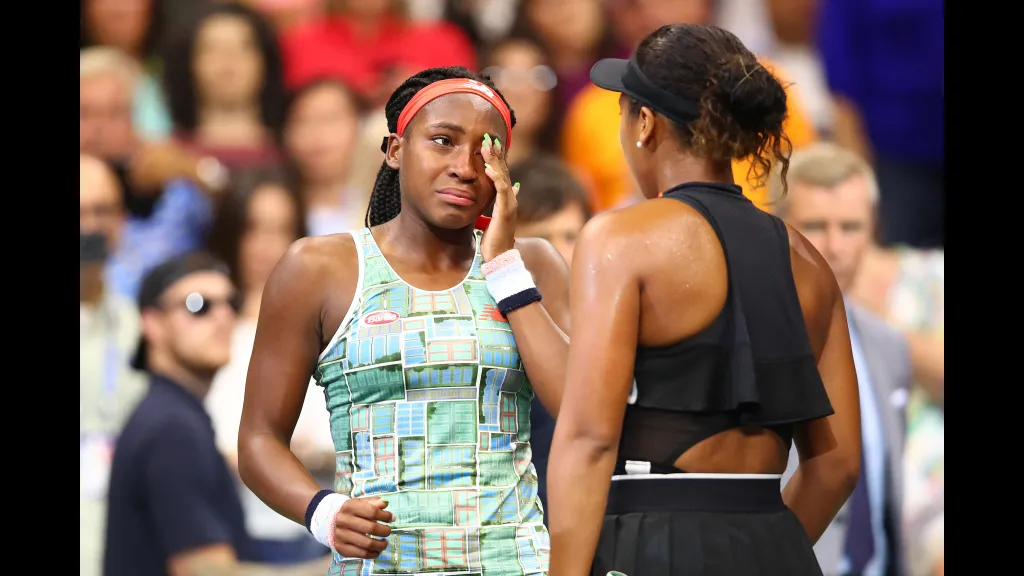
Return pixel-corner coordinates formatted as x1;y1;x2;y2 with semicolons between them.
362;310;399;326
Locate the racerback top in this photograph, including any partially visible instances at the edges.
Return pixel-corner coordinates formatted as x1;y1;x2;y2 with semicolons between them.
314;228;550;575
617;182;835;475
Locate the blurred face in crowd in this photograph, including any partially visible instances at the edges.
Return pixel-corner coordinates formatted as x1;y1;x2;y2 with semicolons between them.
784;174;875;292
239;184;301;294
518;202;589;265
767;0;818;45
526;0;604;57
193;14;266;109
606;0;711;47
484;40;553;140
144;271;238;374
80;154;125;254
84;0;153;56
284;82;361;184
81;71;136;159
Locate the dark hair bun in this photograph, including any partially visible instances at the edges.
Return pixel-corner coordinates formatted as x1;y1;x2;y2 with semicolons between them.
707;56;788;138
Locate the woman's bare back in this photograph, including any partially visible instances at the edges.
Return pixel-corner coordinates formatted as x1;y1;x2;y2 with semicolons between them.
607;196;839;474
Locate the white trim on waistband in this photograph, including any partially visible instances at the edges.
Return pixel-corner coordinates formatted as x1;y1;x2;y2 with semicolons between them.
611;473;783;481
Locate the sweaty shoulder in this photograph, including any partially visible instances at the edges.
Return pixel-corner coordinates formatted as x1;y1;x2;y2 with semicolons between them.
276;233;356;286
576;198;723;295
582;197;722;265
785;223;841;355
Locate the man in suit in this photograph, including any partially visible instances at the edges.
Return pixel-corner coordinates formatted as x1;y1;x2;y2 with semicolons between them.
774;143;911;576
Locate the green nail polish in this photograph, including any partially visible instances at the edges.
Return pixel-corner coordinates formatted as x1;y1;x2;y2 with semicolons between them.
514;182;520;189
494;137;501;148
483;133;492;148
485;163;492;170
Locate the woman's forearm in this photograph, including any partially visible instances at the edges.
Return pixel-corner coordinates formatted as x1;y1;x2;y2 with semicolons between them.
547;435;618;576
782;458;859;543
238;430;325;525
506;303;568;416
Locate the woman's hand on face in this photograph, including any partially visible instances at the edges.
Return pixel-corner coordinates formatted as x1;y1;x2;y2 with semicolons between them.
480;132;519;262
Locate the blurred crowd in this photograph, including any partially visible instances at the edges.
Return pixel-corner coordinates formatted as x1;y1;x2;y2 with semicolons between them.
80;1;943;575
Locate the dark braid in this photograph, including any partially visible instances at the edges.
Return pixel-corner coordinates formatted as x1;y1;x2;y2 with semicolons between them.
365;67;517;228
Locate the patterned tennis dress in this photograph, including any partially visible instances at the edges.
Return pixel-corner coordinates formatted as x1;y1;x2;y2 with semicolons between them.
315;228;550;576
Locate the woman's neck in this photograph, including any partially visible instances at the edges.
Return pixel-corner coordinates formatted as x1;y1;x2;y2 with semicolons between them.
380;212;477;272
195;104;266;148
654;153;735;194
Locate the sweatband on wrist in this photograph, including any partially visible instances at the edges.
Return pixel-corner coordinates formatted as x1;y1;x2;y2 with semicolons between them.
481;249;542;316
304;489;333;532
496;287;542;315
307;491;350;549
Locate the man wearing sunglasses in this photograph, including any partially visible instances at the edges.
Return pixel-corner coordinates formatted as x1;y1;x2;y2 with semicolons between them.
103;252;264;576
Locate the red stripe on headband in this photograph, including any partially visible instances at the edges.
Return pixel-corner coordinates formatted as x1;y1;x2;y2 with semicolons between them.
396;78;512;150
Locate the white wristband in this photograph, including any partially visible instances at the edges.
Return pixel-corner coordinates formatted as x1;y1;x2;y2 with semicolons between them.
483;255;537;303
310;493;349;549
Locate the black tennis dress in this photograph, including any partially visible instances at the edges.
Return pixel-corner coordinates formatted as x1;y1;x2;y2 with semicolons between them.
591;182;835;576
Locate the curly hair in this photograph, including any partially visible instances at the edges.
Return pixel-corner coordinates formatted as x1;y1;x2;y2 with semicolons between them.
365;67;517;228
628;24;793;195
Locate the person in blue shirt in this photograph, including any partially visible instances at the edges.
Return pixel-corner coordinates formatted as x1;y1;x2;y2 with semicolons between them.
104;253;261;576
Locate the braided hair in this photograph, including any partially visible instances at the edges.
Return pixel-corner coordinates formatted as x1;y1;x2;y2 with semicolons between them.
365;67;517;228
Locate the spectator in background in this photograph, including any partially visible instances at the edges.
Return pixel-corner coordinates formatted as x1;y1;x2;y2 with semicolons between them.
81;154;148;576
850;239;944;410
759;0;834;138
482;36;561;167
505;154;592;522
508;155;592;266
81;47;230;300
775;143;911;576
279;0;477;105
818;0;944;249
281;77;369;236
104;254;263;576
80;0;172;140
771;142;944;408
163;1;286;170
561;0;817;212
836;157;944;576
81;47;139;163
205;170;332;569
509;0;611;119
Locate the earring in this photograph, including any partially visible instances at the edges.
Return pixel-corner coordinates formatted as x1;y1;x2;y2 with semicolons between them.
636;141;643;148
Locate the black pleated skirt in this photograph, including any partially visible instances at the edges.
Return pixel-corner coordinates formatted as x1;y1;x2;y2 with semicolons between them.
591;476;823;576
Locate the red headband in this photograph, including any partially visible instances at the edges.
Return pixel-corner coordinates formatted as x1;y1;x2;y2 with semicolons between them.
396;78;513;150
